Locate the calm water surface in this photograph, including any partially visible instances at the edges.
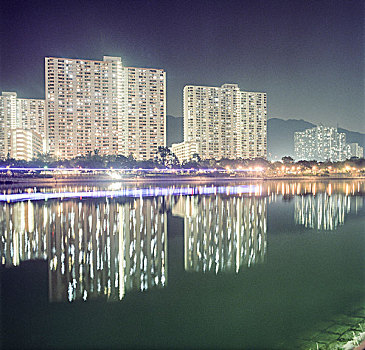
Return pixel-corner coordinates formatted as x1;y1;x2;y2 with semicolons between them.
1;180;364;349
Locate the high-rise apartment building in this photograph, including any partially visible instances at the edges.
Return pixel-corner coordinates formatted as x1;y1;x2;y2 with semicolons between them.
17;97;45;138
347;143;364;159
294;125;347;162
125;67;166;160
173;84;266;161
0;92;45;159
45;56;125;159
0;92;17;158
45;56;166;160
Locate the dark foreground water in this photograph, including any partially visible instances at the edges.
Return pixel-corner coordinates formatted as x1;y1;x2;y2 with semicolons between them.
1;180;364;349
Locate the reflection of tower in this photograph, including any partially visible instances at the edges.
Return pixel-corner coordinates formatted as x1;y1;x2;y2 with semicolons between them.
0;197;167;302
118;198;167;300
0;201;48;267
48;198;167;302
173;195;267;273
294;193;363;230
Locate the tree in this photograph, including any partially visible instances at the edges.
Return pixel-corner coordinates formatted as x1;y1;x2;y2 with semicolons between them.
154;146;179;168
282;156;294;164
191;153;201;163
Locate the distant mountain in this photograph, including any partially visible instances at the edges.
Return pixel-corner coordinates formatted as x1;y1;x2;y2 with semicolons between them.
267;118;316;160
166;115;365;160
267;118;365;160
166;115;183;146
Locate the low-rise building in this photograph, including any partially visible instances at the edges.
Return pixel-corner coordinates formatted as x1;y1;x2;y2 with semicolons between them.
171;141;198;163
10;129;43;161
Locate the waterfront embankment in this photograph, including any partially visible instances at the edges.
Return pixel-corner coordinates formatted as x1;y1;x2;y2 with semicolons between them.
1;174;364;188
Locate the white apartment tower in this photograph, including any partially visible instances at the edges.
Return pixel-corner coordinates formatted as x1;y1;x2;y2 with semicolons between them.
294;126;347;162
126;67;166;160
0;92;17;158
0;92;45;159
347;143;364;159
17;97;45;138
180;84;266;160
45;56;166;160
45;56;125;159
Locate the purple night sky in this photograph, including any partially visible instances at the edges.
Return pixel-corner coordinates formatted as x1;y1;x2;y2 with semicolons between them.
0;0;363;131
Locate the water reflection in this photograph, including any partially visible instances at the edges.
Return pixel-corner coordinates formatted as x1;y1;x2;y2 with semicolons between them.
0;198;168;302
294;193;363;230
0;180;364;303
172;196;267;273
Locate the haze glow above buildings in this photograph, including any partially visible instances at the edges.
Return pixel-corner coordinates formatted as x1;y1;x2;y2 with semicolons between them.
0;0;363;132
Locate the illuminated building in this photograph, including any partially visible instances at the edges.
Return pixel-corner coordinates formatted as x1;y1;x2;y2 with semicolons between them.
0;197;167;302
172;194;267;273
10;129;43;161
170;141;198;163
177;84;267;160
347;143;364;159
0;92;45;158
125;67;166;160
294;125;347;162
0;92;17;158
45;56;166;160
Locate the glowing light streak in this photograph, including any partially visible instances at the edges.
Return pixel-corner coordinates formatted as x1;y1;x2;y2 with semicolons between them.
0;185;259;203
0;167;260;173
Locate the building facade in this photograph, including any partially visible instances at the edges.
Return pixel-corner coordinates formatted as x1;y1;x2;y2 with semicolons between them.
180;84;266;160
347;143;364;159
294;125;347;162
10;129;43;161
171;141;198;163
17;97;45;139
0;92;45;159
125;67;166;160
0;92;17;158
45;56;166;160
45;56;126;159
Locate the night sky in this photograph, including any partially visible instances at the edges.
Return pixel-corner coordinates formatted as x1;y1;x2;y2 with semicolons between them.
0;0;363;132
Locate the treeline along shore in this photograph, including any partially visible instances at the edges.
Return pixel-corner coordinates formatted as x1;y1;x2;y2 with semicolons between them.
0;152;364;186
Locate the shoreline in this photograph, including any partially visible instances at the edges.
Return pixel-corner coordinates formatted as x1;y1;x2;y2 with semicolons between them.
0;175;364;188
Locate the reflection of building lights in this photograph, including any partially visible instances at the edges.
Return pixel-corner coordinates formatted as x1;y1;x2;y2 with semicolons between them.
294;193;363;230
327;184;332;196
175;196;267;274
1;182;363;301
0;198;168;302
108;172;122;180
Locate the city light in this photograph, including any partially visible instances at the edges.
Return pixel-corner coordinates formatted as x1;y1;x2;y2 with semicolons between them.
0;184;259;203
